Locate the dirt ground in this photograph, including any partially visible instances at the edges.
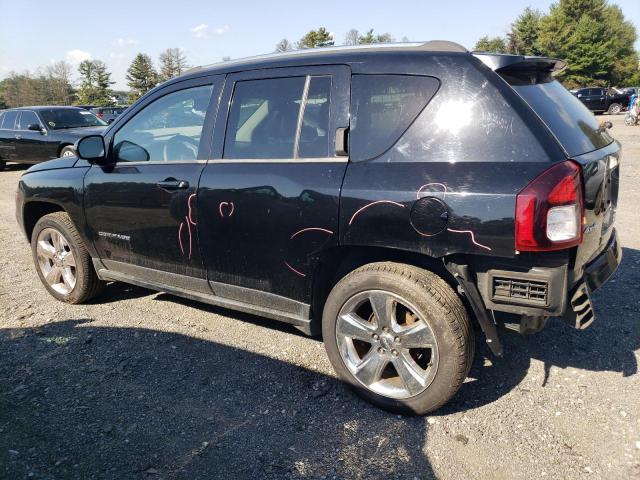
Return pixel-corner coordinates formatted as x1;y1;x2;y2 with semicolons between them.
1;114;639;480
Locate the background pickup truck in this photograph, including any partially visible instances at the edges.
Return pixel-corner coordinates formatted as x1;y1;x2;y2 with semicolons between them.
572;87;630;114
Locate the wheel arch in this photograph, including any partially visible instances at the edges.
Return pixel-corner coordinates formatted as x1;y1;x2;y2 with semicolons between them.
310;245;458;331
22;200;66;241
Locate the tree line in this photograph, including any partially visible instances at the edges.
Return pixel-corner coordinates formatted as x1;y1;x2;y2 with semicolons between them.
0;47;191;109
473;0;639;87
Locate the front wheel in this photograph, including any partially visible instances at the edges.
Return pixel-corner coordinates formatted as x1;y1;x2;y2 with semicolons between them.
607;103;622;115
60;146;76;158
322;262;474;415
31;212;104;303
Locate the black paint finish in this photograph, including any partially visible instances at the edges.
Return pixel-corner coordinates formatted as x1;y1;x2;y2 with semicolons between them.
14;46;621;331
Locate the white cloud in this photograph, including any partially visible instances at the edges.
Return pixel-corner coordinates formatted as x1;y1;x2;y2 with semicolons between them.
65;49;92;66
190;23;230;39
113;38;137;47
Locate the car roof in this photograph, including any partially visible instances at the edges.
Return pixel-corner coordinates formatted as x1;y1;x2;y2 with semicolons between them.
170;41;468;83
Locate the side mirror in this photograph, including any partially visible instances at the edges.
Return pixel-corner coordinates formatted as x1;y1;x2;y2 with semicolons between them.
28;123;44;132
76;135;106;164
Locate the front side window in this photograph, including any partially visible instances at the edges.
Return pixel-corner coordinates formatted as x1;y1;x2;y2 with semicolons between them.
39;109;106;129
18;111;41;130
113;85;213;162
350;75;440;161
1;111;18;130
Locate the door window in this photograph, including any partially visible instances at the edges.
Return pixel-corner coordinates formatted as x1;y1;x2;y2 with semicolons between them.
113;85;213;162
223;75;333;160
0;111;18;130
17;111;41;130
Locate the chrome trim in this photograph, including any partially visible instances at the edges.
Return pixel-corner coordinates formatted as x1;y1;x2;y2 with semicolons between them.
209;157;348;164
112;159;210;166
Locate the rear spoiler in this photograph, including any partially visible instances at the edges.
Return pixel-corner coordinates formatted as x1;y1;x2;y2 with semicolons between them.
473;52;566;76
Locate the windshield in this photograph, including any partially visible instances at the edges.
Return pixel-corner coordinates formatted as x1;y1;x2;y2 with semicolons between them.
506;76;613;157
39;109;107;129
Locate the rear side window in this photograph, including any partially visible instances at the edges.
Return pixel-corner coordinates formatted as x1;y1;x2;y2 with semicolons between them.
509;79;612;156
1;111;18;130
350;75;439;161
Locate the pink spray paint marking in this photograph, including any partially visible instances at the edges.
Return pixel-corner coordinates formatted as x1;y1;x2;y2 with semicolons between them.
185;215;193;259
447;228;492;251
284;261;306;277
219;201;235;218
290;227;334;240
348;200;405;226
187;193;197;225
178;222;185;256
416;182;447;200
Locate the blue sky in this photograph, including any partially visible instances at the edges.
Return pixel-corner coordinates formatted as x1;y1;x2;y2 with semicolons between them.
1;0;639;89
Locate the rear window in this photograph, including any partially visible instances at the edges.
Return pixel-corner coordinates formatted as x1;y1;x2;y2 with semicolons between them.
1;111;18;130
350;75;439;161
507;78;612;156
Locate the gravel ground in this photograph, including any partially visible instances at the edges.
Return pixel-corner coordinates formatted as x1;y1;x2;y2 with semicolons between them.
1;114;639;480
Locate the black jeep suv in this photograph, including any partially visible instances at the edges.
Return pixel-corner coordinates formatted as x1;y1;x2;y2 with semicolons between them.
15;42;621;414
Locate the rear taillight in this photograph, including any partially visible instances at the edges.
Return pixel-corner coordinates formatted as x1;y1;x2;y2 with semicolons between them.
515;160;584;252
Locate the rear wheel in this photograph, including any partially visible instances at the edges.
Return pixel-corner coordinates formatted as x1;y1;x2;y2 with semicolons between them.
31;212;104;303
0;156;5;171
322;262;474;415
607;103;622;115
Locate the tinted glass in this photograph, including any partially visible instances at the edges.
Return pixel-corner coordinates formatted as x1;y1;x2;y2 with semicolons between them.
350;75;440;161
39;109;107;129
113;85;213;162
18;111;40;130
298;76;331;158
511;79;612;156
224;77;306;159
1;111;18;130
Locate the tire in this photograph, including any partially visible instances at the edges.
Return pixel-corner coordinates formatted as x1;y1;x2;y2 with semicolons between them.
624;114;637;126
607;103;622;115
0;156;5;171
31;212;104;303
60;146;76;158
322;262;474;415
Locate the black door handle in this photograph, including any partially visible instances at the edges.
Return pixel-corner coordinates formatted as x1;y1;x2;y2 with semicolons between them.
157;178;189;191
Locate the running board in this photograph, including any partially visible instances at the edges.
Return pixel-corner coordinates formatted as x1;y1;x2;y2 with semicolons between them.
96;268;314;335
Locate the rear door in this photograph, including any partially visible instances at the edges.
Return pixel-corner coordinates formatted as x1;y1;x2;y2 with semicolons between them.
197;65;350;305
0;110;19;162
15;110;49;163
83;76;223;291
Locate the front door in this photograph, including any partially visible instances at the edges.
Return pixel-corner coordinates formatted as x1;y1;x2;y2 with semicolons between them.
84;76;223;291
197;66;350;305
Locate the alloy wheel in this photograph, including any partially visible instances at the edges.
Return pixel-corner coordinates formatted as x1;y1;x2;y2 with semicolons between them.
335;290;439;399
36;227;77;295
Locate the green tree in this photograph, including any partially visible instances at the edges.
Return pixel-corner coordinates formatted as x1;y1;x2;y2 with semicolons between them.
76;60;113;106
474;36;508;53
358;29;394;44
275;39;294;52
507;7;543;55
158;48;190;82
297;27;334;49
126;53;158;102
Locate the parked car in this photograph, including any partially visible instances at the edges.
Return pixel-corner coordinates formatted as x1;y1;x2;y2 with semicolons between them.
90;106;127;124
15;42;621;414
0;106;107;169
621;86;640;97
572;86;630;114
